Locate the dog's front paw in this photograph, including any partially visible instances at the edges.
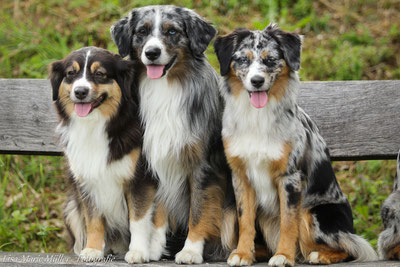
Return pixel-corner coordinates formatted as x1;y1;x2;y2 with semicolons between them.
125;249;150;264
268;254;293;267
79;248;104;262
149;230;166;261
175;249;203;264
227;249;254;266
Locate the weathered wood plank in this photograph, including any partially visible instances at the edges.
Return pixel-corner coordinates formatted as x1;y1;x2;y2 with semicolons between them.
0;79;399;160
0;252;399;267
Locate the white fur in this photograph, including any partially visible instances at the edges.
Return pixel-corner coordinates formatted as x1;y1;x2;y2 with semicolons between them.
140;76;195;211
149;222;168;261
223;90;283;214
71;50;92;101
79;247;104;262
175;239;204;264
141;9;170;66
64;199;85;254
268;254;292;267
308;251;319;263
227;250;251;266
244;61;269;91
57;110;132;231
125;205;154;263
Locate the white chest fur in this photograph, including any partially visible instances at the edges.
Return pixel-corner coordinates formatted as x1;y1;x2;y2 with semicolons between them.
57;111;132;229
139;76;195;211
223;91;284;214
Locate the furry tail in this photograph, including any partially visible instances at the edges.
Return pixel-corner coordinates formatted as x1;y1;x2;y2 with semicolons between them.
339;233;378;262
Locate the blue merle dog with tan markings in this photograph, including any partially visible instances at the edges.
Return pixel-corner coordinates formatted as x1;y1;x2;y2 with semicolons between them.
379;150;400;260
214;24;378;266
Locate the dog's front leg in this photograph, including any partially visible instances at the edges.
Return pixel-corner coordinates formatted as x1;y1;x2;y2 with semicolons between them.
227;157;256;266
125;156;158;264
79;203;105;262
268;172;302;267
175;164;225;264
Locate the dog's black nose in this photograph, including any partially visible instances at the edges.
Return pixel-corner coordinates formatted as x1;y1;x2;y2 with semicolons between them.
251;76;265;88
74;87;89;100
145;47;161;61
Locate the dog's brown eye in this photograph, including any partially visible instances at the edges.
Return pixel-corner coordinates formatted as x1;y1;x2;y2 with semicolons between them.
95;71;105;77
67;70;76;76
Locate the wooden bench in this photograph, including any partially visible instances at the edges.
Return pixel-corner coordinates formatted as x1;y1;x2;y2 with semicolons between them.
1;78;400;266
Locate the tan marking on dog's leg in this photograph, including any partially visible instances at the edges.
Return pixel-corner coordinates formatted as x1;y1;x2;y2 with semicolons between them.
299;210;351;264
223;140;256;266
150;203;168;261
79;206;105;261
269;178;300;266
387;245;400;260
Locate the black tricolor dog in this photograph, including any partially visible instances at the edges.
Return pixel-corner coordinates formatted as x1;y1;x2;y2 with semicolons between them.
214;24;377;266
111;5;236;264
49;47;142;261
379;150;400;260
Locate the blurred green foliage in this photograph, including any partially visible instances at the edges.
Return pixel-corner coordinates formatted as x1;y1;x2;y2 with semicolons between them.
0;0;399;253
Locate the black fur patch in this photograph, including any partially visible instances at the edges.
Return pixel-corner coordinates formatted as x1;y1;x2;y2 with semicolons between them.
311;202;354;234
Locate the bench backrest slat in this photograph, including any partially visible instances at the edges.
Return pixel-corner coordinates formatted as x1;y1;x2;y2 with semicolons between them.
0;79;399;160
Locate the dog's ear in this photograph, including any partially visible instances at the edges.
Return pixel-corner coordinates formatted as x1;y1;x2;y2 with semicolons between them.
115;59;136;102
265;24;302;71
181;8;217;59
48;60;65;101
214;28;252;76
111;10;138;58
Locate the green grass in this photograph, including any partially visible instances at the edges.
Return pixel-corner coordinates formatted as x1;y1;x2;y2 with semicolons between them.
0;0;399;253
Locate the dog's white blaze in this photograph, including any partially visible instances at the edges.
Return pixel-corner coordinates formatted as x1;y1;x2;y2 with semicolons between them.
57;110;132;231
223;90;284;214
72;49;92;91
154;8;161;36
140;75;195;210
244;60;268;91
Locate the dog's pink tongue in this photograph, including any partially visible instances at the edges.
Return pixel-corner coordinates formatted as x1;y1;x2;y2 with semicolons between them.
146;65;165;79
250;91;268;108
75;103;92;117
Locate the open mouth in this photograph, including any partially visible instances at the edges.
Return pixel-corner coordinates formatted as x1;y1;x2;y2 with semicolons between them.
74;93;107;117
248;90;268;109
146;55;177;79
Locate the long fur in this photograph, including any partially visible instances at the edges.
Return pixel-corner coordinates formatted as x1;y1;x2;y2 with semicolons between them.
215;24;377;265
378;149;400;260
49;47;142;259
111;5;236;264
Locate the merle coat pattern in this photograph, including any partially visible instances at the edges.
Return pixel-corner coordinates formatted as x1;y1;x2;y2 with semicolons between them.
379;150;400;260
214;24;377;266
111;5;236;264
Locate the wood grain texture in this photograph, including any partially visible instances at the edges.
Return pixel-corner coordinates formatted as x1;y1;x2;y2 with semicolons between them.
0;79;399;160
0;252;399;267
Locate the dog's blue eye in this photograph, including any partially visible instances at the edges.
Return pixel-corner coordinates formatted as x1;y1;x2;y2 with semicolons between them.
264;57;276;66
239;58;249;64
138;27;147;35
168;29;176;35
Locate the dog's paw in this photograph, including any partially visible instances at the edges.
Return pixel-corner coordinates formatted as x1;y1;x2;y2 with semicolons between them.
308;251;320;264
227;249;254;266
149;230;166;261
125;249;150;264
268;254;293;267
79;248;104;262
175;249;203;264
